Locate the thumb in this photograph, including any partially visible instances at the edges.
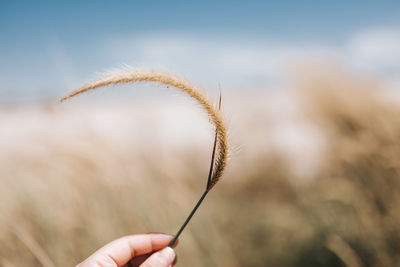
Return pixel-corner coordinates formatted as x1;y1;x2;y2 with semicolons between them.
140;247;176;267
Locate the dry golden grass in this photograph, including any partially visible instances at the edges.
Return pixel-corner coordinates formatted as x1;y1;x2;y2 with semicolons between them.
1;67;400;266
60;69;229;248
60;70;228;188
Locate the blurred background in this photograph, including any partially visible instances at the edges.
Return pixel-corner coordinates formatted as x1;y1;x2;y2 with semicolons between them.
1;1;400;266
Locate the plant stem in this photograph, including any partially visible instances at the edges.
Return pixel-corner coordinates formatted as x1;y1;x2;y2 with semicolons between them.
168;190;209;247
169;92;221;247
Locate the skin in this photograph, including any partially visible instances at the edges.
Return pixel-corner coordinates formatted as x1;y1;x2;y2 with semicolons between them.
77;234;178;267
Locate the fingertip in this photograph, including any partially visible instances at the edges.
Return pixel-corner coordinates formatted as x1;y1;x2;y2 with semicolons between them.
141;247;176;267
159;247;175;260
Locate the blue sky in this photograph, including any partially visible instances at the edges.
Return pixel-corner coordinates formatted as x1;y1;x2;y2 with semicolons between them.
1;1;400;102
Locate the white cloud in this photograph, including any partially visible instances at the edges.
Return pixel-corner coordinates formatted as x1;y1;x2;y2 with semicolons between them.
4;28;400;102
101;28;400;92
342;28;400;90
347;28;400;69
103;34;339;90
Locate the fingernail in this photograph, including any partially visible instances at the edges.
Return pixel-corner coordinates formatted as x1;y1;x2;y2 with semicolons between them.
159;247;175;262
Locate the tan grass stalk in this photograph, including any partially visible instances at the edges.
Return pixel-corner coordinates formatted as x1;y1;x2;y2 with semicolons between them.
60;70;229;246
13;225;55;267
326;234;363;267
60;70;228;186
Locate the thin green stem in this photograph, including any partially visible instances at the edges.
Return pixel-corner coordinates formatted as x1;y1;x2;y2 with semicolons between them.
168;190;209;247
206;132;218;189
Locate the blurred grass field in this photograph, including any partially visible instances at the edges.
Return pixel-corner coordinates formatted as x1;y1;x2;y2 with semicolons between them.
1;67;400;266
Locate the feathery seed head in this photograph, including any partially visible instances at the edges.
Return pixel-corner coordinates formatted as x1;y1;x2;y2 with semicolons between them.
61;70;229;186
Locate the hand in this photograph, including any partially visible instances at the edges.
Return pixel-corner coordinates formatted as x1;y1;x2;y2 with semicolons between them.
77;233;177;267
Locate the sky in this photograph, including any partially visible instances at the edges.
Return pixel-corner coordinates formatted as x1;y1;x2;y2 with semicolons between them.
1;0;400;102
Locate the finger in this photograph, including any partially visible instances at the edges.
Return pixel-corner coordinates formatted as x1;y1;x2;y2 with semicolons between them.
146;233;179;248
78;234;173;267
127;251;178;267
127;238;179;267
139;247;175;267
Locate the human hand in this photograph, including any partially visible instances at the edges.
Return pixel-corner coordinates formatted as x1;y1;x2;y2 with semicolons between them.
77;234;177;267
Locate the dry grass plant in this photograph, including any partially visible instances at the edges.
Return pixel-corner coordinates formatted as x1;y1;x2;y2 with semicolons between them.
61;70;229;246
2;66;400;266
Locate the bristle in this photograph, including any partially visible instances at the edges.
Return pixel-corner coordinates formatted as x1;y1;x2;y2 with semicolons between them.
61;70;229;186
